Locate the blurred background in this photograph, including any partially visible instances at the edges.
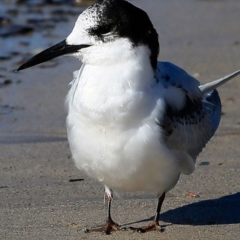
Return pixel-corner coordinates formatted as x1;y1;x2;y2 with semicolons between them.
0;0;92;136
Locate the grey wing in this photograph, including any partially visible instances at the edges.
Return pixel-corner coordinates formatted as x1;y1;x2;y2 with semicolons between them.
160;90;221;161
156;62;221;161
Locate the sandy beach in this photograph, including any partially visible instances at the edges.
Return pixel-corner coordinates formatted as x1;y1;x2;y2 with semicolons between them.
0;0;240;239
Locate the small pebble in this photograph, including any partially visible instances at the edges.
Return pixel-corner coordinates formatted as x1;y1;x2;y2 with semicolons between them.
187;192;200;198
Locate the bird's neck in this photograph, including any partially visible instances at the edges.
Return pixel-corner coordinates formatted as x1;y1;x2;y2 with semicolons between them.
68;45;156;125
79;44;155;91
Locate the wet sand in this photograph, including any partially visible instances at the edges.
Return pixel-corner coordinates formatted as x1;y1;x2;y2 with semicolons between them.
0;0;240;239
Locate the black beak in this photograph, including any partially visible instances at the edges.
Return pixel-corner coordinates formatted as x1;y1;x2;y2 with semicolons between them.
17;40;91;71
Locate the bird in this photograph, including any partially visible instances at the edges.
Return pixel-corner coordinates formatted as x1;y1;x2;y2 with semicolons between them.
17;0;240;234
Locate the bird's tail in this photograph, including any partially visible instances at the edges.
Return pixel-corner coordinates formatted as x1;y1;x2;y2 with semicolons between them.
199;70;240;95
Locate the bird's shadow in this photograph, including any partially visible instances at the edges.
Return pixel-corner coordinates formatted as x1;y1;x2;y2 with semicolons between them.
124;192;240;226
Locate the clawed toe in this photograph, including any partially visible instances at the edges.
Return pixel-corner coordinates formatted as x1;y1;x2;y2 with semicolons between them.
85;221;120;235
126;220;162;233
137;223;161;233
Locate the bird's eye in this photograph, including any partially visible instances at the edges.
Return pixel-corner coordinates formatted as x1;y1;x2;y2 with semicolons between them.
93;25;113;36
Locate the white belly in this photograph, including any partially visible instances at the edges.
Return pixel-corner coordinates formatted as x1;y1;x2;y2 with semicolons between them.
67;116;180;194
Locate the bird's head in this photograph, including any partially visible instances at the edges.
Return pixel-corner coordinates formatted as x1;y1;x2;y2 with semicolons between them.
17;0;159;71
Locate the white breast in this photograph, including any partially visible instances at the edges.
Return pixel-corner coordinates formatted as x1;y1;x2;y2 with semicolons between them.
66;46;181;195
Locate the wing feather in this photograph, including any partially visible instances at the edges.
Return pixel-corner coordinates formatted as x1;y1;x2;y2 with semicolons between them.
157;62;221;161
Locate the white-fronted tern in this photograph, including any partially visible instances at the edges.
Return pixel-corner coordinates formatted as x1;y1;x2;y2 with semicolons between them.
17;0;240;234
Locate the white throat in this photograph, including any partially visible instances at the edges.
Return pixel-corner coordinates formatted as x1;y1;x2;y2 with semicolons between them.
67;42;155;128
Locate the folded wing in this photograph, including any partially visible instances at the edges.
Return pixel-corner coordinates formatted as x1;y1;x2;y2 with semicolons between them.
157;62;222;174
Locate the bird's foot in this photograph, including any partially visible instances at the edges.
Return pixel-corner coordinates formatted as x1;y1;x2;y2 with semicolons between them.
127;220;163;233
84;219;120;235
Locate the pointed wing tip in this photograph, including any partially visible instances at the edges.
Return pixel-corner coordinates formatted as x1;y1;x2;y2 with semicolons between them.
231;69;240;75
